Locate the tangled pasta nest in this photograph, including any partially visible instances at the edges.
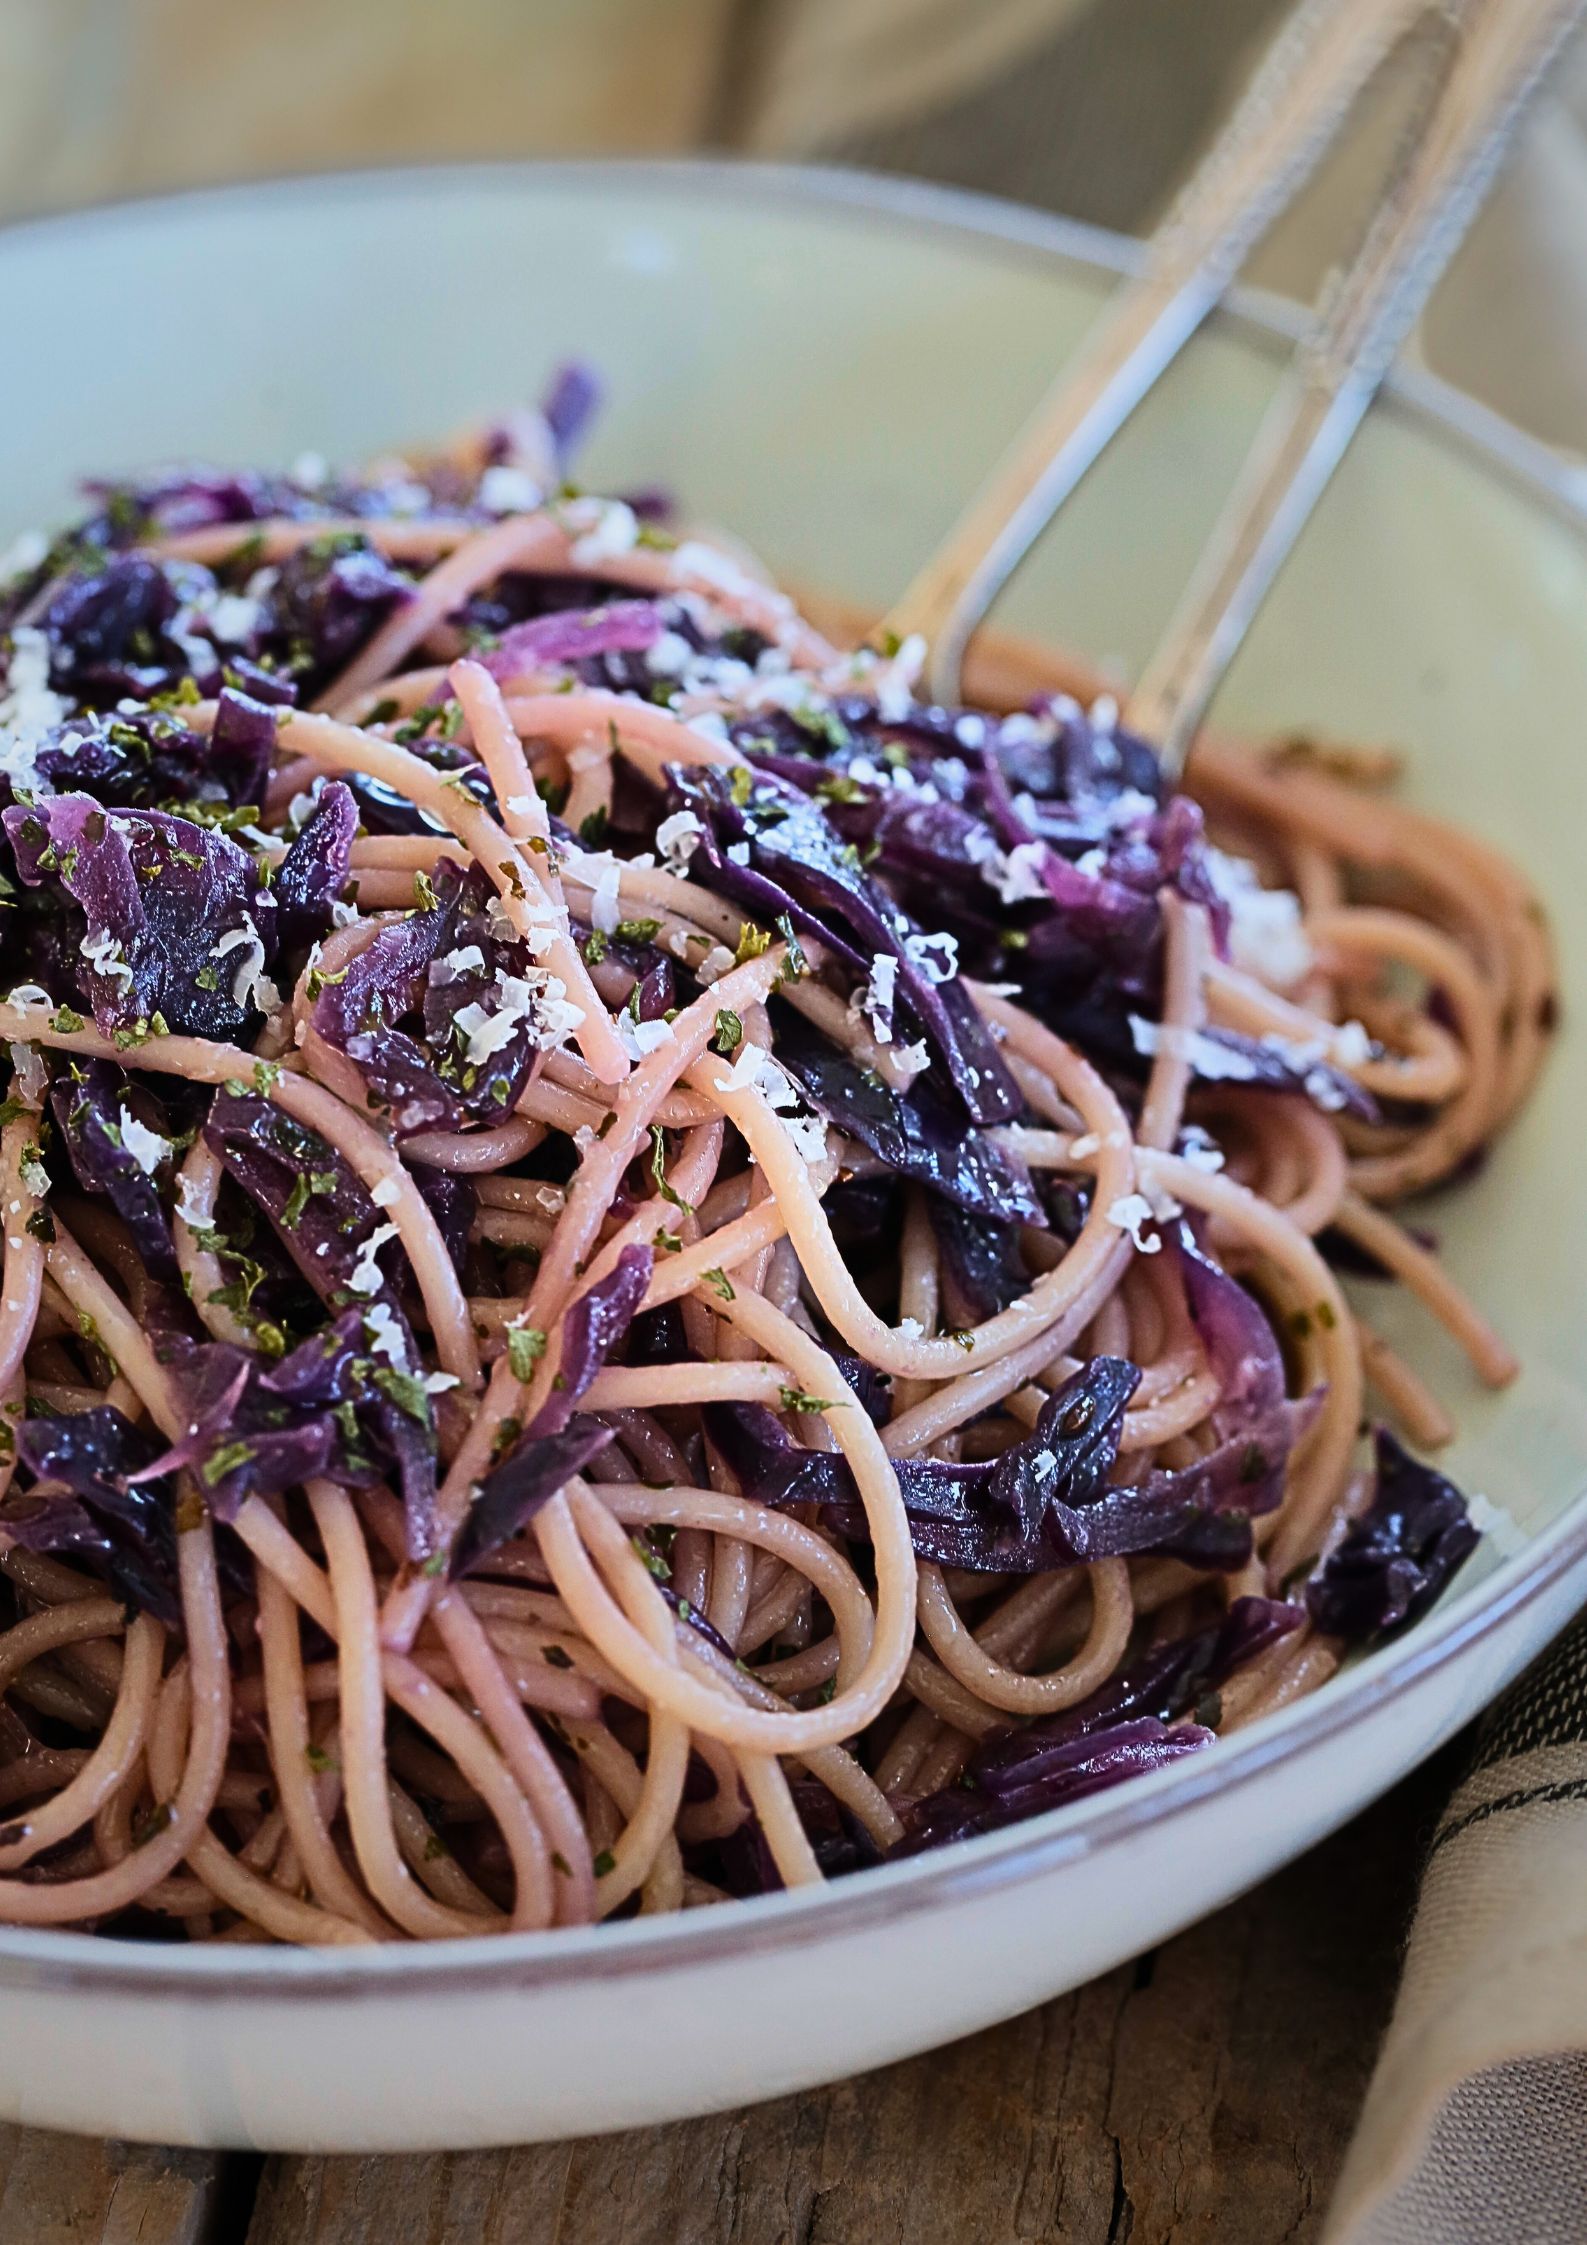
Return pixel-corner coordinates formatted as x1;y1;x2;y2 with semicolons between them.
0;387;1549;1942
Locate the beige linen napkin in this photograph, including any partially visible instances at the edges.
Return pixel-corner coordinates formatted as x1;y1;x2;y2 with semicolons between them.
1323;1622;1587;2242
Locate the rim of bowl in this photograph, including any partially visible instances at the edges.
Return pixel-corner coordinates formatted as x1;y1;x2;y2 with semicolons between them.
0;154;1581;2001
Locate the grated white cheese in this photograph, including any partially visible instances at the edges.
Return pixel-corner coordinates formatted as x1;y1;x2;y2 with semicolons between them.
370;1176;401;1209
173;1172;213;1230
117;1107;170;1176
427;944;486;989
645;630;694;679
478;464;543;515
985;839;1050;906
655;809;703;873
6;1042;46;1105
694;943;736;985
79;926;134;990
1465;1488;1526;1558
851;951;899;1044
1177;1125;1226;1175
212;918;274;1011
362;1300;407;1363
1205;847;1313;990
0;626;69;796
904;930;958;985
1106;1193;1163;1256
346;1223;399;1298
712;1043;828;1164
568;498;639;567
1129;1016;1260;1082
617;1012;675;1062
589;855;622;935
673;540;754;596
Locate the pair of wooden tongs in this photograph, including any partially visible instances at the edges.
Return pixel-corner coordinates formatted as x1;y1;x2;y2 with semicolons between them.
880;0;1584;771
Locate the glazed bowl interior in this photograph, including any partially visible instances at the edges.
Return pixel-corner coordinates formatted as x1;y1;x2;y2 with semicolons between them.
0;159;1583;2002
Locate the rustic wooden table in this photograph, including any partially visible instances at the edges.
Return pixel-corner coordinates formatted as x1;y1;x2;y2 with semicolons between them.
0;1746;1455;2245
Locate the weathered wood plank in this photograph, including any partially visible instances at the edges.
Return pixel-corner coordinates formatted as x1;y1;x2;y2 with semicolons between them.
0;2129;225;2245
245;1754;1452;2245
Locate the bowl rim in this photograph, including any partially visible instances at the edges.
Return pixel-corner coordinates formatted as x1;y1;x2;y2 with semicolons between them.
0;152;1581;2001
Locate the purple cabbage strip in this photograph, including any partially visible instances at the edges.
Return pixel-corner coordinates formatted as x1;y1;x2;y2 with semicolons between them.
17;684;279;815
773;1014;1043;1227
895;1720;1215;1855
523;1246;654;1441
139;1307;441;1556
484;600;663;680
540;360;602;470
206;686;282;809
274;780;357;954
896;1595;1302;1856
36;556;224;704
261;537;412;689
929;1202;1030;1325
51;1059;180;1281
1306;1429;1481;1641
203;1088;400;1315
666;762;1019;1126
310;860;543;1134
448;1421;617;1583
1173;1026;1379;1125
9;1407;181;1624
4;792;277;1040
974;1596;1302;1798
709;1350;1309;1575
450;1246;652;1577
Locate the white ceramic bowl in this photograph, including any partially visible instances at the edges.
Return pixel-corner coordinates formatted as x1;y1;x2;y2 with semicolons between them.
0;162;1584;2152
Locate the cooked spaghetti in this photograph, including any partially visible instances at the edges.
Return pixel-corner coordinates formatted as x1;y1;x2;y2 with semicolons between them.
0;375;1549;1942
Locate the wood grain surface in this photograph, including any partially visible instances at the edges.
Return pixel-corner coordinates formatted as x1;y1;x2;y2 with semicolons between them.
0;1747;1454;2245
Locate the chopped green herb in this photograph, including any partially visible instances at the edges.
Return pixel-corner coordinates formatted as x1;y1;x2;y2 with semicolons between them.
778;1386;841;1414
701;1267;735;1302
506;1324;547;1382
201;1439;256;1487
372;1366;433;1423
648;1125;692;1212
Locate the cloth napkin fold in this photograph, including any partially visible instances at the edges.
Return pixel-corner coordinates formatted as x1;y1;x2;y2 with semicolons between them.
1323;1617;1587;2243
